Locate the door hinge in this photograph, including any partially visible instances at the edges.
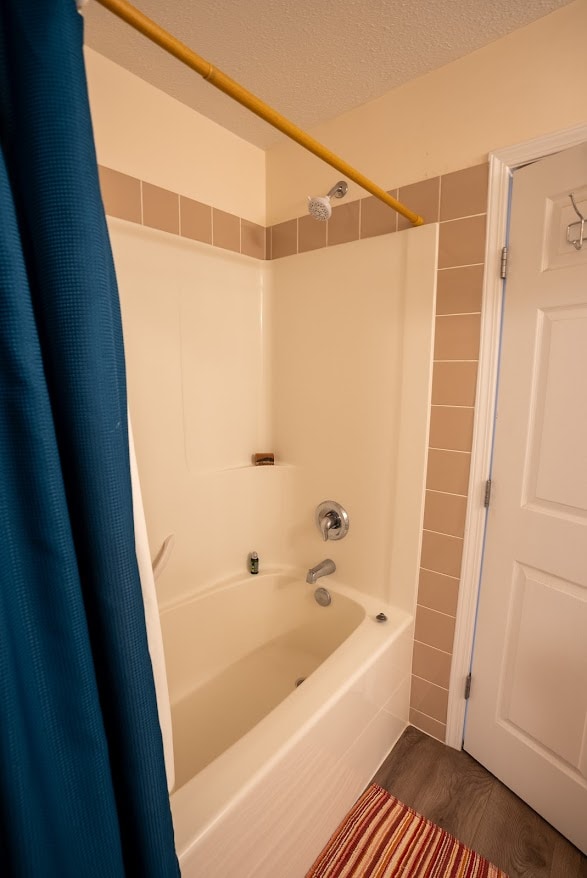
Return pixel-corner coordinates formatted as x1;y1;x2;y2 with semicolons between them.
500;246;508;279
464;673;472;700
484;478;492;508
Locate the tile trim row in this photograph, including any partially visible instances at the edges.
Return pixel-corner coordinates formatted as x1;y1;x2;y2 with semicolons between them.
98;163;489;264
98;165;267;261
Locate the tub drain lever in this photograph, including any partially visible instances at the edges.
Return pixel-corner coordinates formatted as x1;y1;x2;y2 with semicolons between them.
314;587;332;607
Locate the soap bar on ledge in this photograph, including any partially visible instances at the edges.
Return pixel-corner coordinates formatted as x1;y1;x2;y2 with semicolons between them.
252;453;275;466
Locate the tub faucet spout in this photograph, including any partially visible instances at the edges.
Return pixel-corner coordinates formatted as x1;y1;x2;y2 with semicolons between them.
306;559;336;584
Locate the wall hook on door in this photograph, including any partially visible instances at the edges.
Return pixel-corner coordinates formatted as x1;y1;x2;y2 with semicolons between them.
566;193;585;250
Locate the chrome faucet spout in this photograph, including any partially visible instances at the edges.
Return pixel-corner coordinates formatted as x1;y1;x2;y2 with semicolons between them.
306;559;336;584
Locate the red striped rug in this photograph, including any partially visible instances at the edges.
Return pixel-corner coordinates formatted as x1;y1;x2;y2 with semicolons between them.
306;784;508;878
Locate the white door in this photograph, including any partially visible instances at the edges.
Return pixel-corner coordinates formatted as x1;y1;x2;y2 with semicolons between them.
464;142;587;854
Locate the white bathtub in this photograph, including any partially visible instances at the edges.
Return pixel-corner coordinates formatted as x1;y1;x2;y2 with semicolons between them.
161;570;413;877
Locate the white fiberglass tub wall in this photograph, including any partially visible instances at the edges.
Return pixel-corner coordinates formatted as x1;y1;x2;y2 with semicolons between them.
110;219;293;608
166;571;414;878
113;219;437;614
270;225;438;612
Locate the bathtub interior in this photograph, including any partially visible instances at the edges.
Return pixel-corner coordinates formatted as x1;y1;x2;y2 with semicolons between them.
169;592;414;877
160;572;366;788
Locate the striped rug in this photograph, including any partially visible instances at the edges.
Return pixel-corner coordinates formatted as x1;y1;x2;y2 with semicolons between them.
306;784;508;878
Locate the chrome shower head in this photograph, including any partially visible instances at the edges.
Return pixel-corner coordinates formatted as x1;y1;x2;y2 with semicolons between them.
307;195;332;221
307;180;348;221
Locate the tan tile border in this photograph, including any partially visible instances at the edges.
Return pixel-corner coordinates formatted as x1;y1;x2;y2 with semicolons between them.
409;708;446;742
98;162;488;266
142;182;179;235
265;164;486;260
412;640;453;690
413;165;488;730
98;166;141;224
98;165;266;260
411;674;450;724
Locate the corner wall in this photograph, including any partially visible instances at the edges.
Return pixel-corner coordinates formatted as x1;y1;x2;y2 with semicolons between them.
84;47;266;226
110;221;288;609
270;229;437;611
265;0;587;743
84;48;274;608
265;168;487;741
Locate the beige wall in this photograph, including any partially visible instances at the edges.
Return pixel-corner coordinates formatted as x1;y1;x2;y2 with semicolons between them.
85;47;266;226
266;0;587;224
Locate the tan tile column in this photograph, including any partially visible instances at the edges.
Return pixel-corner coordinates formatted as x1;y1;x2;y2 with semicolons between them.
410;163;489;741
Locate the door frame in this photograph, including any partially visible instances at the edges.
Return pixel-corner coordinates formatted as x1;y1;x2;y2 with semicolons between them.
445;122;587;750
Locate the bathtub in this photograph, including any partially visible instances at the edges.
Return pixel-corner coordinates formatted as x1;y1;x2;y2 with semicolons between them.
161;570;414;877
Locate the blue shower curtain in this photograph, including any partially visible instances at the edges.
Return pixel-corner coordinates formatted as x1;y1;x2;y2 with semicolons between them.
0;2;179;875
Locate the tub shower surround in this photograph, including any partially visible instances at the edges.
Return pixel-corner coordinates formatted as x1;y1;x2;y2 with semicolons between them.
112;202;435;874
163;571;413;878
100;161;488;746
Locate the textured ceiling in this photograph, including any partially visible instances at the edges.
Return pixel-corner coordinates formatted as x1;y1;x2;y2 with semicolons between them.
83;0;573;149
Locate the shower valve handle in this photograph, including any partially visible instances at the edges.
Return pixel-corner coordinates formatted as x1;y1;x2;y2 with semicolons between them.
315;501;350;541
320;511;339;541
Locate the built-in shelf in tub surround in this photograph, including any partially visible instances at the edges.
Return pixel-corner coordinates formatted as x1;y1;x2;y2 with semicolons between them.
187;463;296;474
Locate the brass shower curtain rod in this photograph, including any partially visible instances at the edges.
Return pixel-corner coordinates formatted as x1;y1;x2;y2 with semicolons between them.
93;0;424;227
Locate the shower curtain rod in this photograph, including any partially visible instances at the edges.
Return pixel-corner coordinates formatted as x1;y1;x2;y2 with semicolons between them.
92;0;424;226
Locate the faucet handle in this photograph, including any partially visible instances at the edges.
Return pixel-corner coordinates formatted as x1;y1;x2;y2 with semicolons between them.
316;501;349;541
320;511;338;541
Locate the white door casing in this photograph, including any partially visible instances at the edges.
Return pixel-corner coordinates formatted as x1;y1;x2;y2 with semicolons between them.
463;142;587;853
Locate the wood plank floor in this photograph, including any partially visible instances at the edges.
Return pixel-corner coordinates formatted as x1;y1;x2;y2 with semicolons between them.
371;726;587;878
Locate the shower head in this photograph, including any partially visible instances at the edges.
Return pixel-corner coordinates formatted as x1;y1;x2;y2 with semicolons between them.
307;180;348;221
307;195;332;221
